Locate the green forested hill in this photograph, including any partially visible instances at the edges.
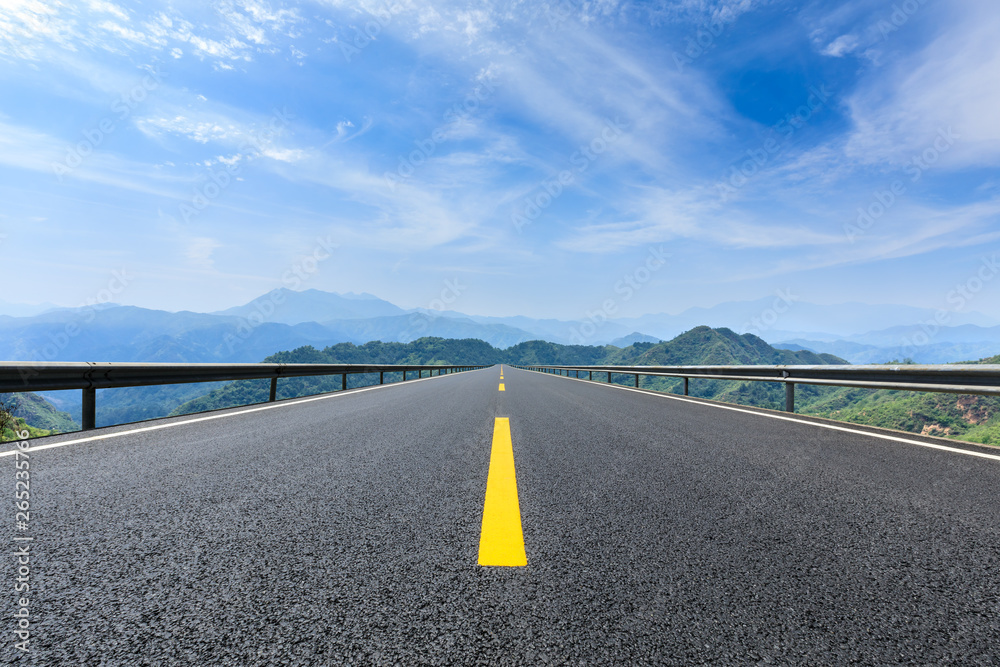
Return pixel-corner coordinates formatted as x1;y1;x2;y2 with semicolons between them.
13;392;79;432
170;328;848;417
0;392;79;441
603;326;844;366
266;338;502;366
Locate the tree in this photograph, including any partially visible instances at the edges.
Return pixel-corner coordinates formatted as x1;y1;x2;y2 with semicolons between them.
0;393;21;442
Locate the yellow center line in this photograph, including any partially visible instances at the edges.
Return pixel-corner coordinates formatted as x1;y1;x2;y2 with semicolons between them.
478;418;526;566
499;383;505;391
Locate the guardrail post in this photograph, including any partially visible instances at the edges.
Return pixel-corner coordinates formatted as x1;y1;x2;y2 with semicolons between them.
269;377;277;402
785;383;795;412
683;377;689;395
635;374;639;388
607;371;611;383
82;386;96;431
589;371;592;381
380;371;384;385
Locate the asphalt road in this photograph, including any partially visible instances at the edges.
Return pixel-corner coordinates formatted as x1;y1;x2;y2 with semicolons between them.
4;365;1000;665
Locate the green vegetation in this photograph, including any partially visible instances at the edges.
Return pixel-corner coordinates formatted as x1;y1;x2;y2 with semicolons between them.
797;389;1000;445
1;392;74;442
0;394;18;442
171;327;845;416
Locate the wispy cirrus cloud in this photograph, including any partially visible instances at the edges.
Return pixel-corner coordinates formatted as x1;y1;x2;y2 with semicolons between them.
842;0;1000;169
2;0;997;316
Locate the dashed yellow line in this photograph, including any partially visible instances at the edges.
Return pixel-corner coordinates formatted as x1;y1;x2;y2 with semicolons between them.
499;383;505;391
478;418;526;566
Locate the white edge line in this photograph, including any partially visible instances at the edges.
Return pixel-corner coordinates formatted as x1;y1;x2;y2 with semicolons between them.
1;369;484;458
534;369;1000;462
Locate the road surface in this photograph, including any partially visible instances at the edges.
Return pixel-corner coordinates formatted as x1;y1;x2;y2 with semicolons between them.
4;365;1000;664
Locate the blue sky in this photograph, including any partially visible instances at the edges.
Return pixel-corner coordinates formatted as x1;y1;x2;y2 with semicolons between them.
1;0;998;320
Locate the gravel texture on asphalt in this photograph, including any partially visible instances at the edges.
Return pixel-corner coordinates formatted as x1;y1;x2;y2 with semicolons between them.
4;366;1000;665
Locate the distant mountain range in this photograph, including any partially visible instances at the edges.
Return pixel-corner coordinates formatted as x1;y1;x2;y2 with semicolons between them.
774;324;1000;364
1;288;998;364
212;290;407;323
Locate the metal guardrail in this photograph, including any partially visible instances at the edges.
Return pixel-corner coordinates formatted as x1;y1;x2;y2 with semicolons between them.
514;364;1000;412
0;362;487;431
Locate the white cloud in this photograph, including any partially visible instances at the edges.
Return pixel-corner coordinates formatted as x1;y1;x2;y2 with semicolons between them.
185;236;223;270
843;0;1000;169
737;198;1000;281
134;102;308;169
0;118;186;197
234;0;301;32
184;33;252;61
136;115;243;144
261;147;304;162
215;0;302;46
821;33;859;57
0;0;77;60
86;0;129;22
0;1;297;67
557;186;843;254
95;20;156;47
